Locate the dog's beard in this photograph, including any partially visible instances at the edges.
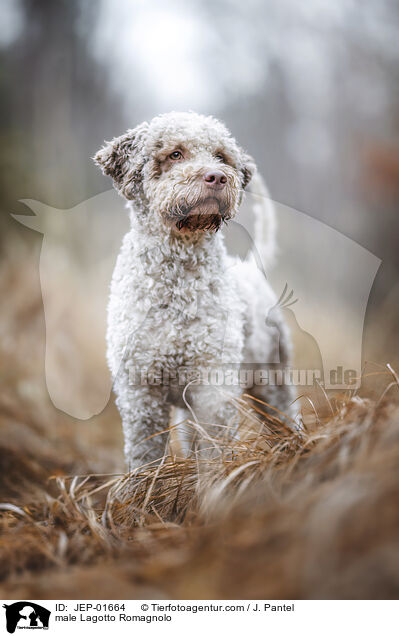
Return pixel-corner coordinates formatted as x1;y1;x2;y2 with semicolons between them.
167;196;233;233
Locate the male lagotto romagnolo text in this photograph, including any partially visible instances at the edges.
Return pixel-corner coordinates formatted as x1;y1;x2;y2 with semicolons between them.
94;112;296;469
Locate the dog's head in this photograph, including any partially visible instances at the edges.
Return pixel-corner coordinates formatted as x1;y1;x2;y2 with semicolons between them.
94;111;256;235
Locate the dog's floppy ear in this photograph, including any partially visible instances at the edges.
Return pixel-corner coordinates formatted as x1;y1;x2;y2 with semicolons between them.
93;122;149;198
239;150;256;189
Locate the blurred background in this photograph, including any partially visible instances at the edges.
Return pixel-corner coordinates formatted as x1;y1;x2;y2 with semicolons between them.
0;0;398;418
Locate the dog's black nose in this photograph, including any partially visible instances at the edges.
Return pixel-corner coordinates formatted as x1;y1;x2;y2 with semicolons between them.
203;170;227;189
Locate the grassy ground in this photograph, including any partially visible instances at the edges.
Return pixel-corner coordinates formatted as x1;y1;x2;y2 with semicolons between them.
1;252;399;599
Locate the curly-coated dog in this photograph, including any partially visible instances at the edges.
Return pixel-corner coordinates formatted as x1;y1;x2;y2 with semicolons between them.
94;111;296;470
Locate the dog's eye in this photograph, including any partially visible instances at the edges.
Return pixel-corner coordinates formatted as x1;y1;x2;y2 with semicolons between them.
215;153;225;163
169;151;183;161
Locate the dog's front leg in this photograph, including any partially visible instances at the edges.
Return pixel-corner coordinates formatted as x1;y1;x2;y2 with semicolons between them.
114;380;171;471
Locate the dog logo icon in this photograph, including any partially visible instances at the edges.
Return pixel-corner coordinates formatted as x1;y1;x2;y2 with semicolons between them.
3;602;50;634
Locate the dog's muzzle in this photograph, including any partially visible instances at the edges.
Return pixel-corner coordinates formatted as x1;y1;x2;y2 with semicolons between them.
168;195;232;232
174;198;230;232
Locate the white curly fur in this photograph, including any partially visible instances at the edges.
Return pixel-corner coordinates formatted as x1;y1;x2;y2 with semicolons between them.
94;112;295;470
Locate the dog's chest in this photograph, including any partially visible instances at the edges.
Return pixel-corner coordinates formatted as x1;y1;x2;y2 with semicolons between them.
140;276;221;353
130;258;241;367
109;234;245;371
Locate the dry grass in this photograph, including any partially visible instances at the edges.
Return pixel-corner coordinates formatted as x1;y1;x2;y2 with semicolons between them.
0;251;399;599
